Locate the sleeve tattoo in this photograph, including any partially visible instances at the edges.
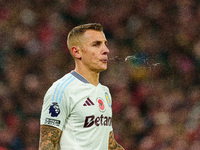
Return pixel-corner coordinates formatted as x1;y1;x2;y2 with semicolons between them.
108;131;125;150
39;125;62;150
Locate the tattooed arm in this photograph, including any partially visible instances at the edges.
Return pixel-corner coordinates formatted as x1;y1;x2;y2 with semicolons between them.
108;131;125;150
39;125;62;150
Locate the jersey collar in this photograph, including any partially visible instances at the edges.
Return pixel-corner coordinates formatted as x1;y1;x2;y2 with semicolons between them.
70;70;90;84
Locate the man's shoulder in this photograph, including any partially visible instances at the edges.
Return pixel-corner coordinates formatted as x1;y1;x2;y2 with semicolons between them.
47;72;78;94
99;83;110;91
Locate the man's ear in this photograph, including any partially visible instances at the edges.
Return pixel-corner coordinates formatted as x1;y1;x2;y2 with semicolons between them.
71;46;81;59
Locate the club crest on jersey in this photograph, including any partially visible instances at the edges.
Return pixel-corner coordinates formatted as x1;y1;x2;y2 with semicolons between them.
96;98;106;112
105;92;111;108
49;102;60;117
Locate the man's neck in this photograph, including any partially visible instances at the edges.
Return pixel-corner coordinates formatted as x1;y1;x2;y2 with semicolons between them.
75;68;100;86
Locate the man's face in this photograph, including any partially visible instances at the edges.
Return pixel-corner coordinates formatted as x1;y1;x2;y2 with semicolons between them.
79;30;109;73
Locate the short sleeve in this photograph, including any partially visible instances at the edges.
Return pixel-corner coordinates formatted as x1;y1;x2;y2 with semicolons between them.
40;84;70;131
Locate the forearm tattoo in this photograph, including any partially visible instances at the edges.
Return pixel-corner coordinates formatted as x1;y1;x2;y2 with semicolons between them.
39;125;62;150
108;131;125;150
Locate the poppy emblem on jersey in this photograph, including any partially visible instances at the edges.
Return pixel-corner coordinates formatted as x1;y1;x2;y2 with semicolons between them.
97;98;105;112
105;92;111;107
49;102;60;117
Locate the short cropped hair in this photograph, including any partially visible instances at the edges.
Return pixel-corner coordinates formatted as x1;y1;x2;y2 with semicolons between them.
67;23;104;51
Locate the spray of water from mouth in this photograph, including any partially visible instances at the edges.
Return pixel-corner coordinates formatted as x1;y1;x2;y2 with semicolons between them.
108;56;123;62
124;55;137;61
108;55;161;68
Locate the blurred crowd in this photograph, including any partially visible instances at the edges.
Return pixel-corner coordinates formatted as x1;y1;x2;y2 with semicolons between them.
1;0;200;149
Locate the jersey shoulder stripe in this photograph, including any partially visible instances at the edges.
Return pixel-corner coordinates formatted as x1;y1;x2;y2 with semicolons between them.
54;74;73;102
52;74;75;103
58;77;75;103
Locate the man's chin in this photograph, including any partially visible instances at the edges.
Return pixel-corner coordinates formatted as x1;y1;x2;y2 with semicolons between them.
99;67;107;72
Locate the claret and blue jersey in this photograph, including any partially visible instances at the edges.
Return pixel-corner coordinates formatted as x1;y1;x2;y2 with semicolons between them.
40;70;113;150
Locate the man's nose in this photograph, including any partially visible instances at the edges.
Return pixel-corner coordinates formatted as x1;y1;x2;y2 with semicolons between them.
103;45;109;54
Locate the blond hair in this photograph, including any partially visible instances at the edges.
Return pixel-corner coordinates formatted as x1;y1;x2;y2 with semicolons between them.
67;23;103;52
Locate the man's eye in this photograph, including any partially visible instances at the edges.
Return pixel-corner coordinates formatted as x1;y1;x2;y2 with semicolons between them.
93;42;101;47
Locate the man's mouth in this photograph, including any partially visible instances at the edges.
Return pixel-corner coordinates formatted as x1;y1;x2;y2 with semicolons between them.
101;59;107;63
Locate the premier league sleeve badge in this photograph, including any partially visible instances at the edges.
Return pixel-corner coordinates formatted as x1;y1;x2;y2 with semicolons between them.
49;102;60;117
